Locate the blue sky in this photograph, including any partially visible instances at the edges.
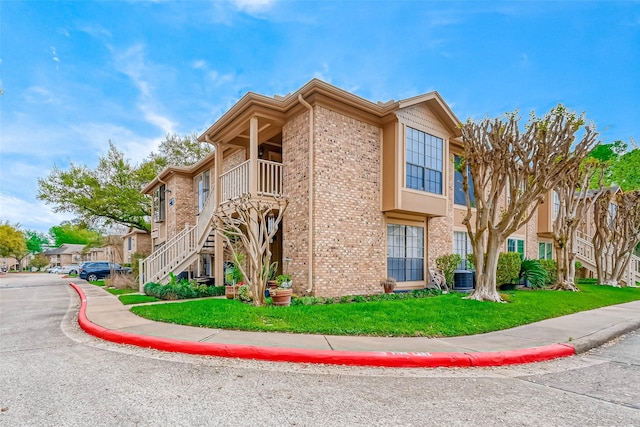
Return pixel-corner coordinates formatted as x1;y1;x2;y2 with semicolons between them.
1;0;639;234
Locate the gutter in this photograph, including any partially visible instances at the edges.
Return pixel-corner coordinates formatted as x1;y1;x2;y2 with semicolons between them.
298;94;314;294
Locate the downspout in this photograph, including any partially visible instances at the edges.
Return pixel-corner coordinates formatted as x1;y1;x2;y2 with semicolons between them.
298;94;314;294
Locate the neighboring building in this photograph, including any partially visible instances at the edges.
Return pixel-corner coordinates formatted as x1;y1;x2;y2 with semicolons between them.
43;244;86;267
122;229;152;265
139;79;554;295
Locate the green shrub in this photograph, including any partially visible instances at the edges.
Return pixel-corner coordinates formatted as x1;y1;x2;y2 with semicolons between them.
496;252;522;285
144;279;225;301
539;259;557;285
435;254;463;286
519;258;548;288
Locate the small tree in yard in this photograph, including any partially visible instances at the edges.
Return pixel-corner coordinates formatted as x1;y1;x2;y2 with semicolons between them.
30;253;50;271
551;158;607;291
592;189;640;286
212;194;288;306
459;106;598;302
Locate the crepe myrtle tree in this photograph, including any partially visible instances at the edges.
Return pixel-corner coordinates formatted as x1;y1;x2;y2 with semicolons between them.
551;158;607;291
459;105;598;302
212;194;288;306
592;189;640;287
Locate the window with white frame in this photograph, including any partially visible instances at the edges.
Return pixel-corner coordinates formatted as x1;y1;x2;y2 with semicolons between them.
507;238;525;257
195;171;211;212
453;231;473;269
387;224;424;282
153;184;166;222
538;242;553;260
553;191;560;220
405;127;443;195
608;202;617;227
454;155;475;206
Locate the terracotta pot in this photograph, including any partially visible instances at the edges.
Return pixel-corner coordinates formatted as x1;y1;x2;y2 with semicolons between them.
267;280;278;290
383;287;394;294
270;288;292;306
225;285;238;299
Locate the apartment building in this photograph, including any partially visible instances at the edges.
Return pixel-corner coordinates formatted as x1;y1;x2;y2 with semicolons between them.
140;79;549;295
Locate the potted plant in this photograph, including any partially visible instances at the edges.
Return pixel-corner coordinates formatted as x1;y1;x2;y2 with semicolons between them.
271;274;292;306
225;262;244;299
380;277;396;294
265;261;279;291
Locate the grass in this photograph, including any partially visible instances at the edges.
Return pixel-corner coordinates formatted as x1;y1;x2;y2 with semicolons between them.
106;288;138;296
89;280;105;287
119;294;160;305
130;283;640;337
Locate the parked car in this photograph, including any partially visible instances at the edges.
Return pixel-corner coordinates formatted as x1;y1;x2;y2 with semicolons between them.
79;262;132;282
59;265;81;275
47;266;61;273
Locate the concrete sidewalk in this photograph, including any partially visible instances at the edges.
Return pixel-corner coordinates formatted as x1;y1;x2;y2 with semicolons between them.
71;282;640;367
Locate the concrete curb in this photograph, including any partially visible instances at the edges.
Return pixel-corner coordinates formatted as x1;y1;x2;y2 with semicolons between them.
565;318;640;354
70;283;575;368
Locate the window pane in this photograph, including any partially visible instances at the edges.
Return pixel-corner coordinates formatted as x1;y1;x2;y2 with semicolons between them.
387;224;424;282
405;127;443;195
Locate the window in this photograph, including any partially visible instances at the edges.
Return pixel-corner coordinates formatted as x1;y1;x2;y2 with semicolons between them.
127;237;132;251
196;171;211;212
454;155;475;206
387;224;424;282
539;242;553;260
453;231;473;269
153;184;166;222
405;127;443;194
608;203;617;227
553;191;560;220
507;238;525;257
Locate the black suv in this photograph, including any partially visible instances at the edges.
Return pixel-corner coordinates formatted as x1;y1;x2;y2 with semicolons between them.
79;261;132;282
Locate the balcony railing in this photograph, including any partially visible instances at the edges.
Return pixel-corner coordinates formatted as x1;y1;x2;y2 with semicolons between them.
220;159;283;202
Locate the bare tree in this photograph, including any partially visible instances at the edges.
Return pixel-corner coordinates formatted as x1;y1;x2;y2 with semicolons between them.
551;159;606;291
460;106;598;302
212;194;288;306
592;189;640;286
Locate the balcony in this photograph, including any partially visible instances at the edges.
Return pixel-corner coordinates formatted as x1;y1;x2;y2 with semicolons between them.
220;159;283;202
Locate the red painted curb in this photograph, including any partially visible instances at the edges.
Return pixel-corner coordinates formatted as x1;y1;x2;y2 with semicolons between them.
70;283;575;368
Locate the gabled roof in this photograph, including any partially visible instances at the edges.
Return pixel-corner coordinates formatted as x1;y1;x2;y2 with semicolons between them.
43;243;85;255
199;78;462;143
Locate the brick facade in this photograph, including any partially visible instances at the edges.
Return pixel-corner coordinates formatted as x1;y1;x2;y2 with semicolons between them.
311;106;385;297
282;111;310;293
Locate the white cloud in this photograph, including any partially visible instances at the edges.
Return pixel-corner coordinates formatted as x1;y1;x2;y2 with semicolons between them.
0;192;74;233
110;43;176;134
231;0;275;14
50;46;60;64
78;24;112;39
24;86;57;104
192;59;207;69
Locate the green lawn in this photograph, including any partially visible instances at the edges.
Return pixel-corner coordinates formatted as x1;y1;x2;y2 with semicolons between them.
119;294;160;305
130;284;640;337
106;288;138;296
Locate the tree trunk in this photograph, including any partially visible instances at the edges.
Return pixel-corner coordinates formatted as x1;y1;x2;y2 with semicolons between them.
467;233;504;302
552;237;579;291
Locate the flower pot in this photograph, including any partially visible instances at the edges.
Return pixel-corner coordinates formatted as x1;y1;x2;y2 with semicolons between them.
270;288;292;306
225;285;238;299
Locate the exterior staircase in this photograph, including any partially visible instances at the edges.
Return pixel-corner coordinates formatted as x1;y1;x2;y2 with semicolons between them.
575;231;640;286
139;190;217;287
139;159;283;289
